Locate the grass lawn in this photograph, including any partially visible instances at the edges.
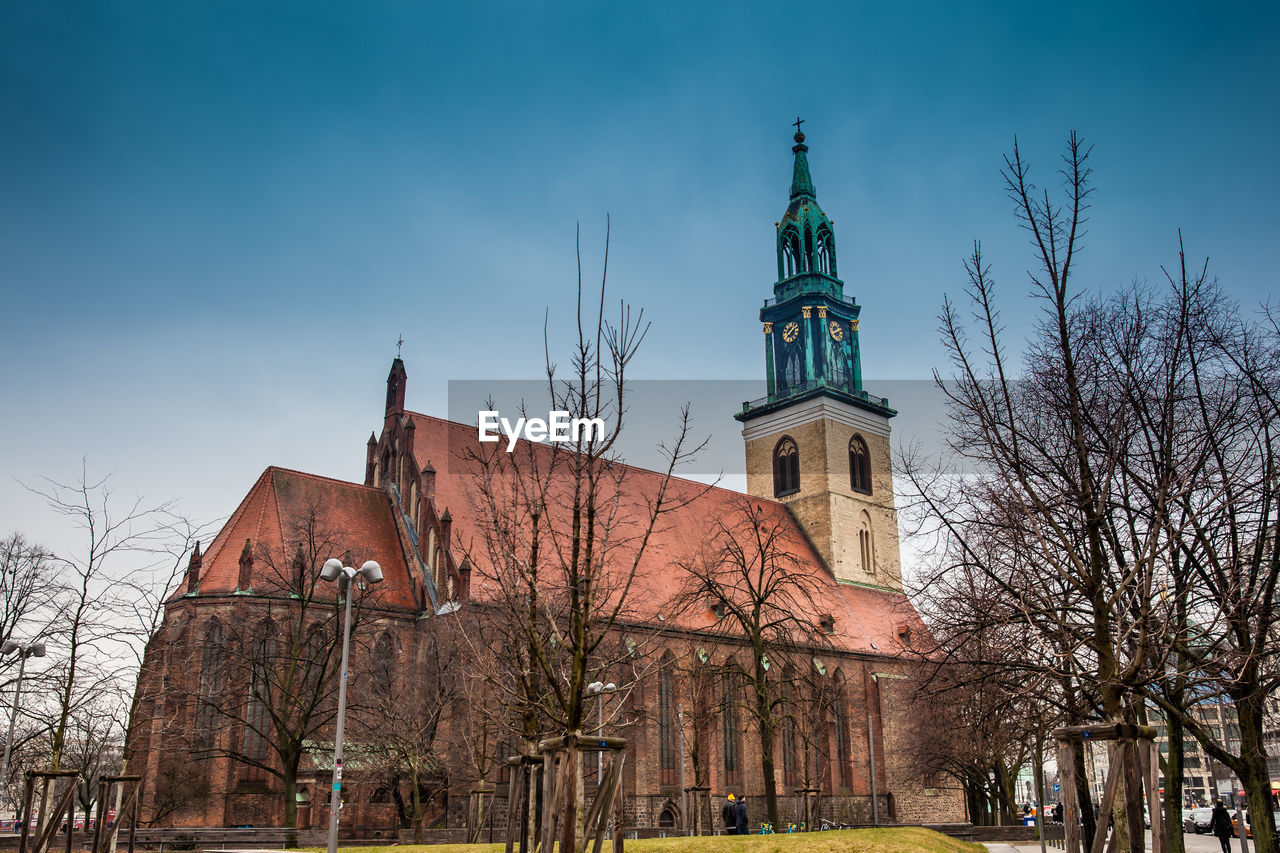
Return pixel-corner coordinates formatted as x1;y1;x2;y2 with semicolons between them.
322;827;984;853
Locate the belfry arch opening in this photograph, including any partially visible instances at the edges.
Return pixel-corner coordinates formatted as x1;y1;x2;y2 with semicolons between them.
773;436;800;497
849;434;871;494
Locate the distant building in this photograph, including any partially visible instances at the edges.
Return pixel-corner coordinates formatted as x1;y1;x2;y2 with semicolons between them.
1150;699;1252;808
124;131;966;835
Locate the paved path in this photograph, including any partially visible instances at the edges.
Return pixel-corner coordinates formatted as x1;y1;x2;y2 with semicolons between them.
983;833;1243;852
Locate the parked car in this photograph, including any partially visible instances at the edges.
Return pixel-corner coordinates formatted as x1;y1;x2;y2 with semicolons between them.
1184;807;1212;834
1229;809;1280;840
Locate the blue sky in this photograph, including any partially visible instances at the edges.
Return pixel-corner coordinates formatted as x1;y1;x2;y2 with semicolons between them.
2;2;1277;552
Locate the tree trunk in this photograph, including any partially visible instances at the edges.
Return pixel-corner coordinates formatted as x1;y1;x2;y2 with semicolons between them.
1032;736;1047;853
574;745;585;849
1235;696;1274;853
993;762;1017;826
1162;713;1186;853
756;685;780;827
1073;741;1097;849
282;762;299;849
411;772;424;843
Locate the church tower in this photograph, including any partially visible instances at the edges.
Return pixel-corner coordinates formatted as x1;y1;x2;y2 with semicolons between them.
736;126;903;591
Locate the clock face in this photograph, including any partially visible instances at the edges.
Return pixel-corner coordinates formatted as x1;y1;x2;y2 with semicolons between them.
829;320;843;342
782;321;800;343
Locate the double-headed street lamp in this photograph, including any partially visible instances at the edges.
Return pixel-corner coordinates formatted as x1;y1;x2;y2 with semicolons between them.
320;558;382;853
0;641;46;794
586;680;617;781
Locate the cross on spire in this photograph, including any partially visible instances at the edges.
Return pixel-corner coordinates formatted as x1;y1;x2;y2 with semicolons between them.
792;116;805;134
396;334;404;358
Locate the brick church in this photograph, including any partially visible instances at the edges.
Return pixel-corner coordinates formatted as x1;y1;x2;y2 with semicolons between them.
124;130;966;835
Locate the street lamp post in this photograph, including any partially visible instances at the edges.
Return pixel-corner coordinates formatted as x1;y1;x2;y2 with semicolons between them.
0;641;46;800
585;681;617;782
320;558;382;853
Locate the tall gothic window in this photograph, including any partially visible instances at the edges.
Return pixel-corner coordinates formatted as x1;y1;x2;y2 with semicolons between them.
773;436;800;497
849;435;871;494
658;654;678;787
241;626;276;781
497;733;517;784
858;511;875;575
781;227;800;278
833;670;853;789
781;665;800;788
722;668;742;788
371;631;396;697
817;227;836;276
193;622;225;755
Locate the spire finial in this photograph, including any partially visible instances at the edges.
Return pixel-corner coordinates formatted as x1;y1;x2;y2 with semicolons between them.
396;334;404;359
789;123;815;200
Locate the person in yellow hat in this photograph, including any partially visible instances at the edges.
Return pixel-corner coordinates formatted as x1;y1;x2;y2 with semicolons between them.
722;794;737;834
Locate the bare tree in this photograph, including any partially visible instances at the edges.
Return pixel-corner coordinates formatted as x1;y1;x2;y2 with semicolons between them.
0;533;60;807
1127;243;1280;852
900;135;1206;851
458;222;707;852
204;506;384;838
672;498;826;827
26;466;201;771
62;697;125;829
353;613;466;842
902;133;1280;853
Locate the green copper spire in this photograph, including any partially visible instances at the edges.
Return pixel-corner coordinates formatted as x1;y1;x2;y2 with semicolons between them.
790;129;816;201
775;126;837;291
736;124;895;427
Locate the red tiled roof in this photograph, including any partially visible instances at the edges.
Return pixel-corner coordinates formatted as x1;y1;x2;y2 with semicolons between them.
181;467;417;611
405;412;926;657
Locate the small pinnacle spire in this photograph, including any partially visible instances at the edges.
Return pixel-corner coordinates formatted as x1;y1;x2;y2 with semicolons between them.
236;538;254;592
790;123;815;201
185;541;203;594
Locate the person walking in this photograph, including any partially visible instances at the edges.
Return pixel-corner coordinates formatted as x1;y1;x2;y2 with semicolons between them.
1209;800;1234;853
722;794;737;835
735;794;749;836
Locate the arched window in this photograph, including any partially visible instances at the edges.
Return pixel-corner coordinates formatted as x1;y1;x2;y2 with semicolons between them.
193;621;225;755
371;632;397;697
721;666;742;788
497;733;517;784
241;623;276;781
657;654;678;787
781;664;800;788
817;227;836;277
858;511;875;576
781;228;799;279
833;670;853;789
658;804;678;828
849;435;871;494
773;437;800;497
815;230;830;275
803;226;814;272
